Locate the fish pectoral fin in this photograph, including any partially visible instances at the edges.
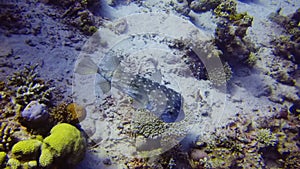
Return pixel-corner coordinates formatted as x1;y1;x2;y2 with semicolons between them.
96;75;111;94
75;57;99;75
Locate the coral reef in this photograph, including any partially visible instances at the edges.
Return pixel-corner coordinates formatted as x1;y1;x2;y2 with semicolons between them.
189;0;222;13
8;64;54;109
269;8;300;64
189;108;300;168
289;100;300;115
7;158;21;169
125;145;192;169
0;66;87;168
125;158;152;169
11;139;42;161
0;64;55;134
213;0;256;66
0;81;17;118
39;123;86;168
0;0;101;36
49;102;86;124
66;103;87;123
133;117;169;139
47;0;102;35
256;128;278;148
0;3;33;35
0;123;86;168
179;0;256;67
0;119;31;152
0;151;7;167
267;56;297;86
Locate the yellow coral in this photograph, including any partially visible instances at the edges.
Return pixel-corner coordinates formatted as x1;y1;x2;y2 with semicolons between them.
39;123;86;167
11;139;42;160
0;151;6;166
39;146;54;168
7;158;21;169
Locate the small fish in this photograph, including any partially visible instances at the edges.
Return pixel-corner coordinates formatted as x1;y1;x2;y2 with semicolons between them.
75;57;185;123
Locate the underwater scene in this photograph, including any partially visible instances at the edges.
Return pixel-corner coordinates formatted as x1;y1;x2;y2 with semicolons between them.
0;0;300;168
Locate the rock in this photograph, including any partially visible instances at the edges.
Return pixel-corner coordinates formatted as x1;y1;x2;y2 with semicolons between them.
80;118;96;137
190;149;208;161
102;158;112;165
21;101;49;123
275;108;288;119
111;18;128;35
107;0;116;6
289;100;300;115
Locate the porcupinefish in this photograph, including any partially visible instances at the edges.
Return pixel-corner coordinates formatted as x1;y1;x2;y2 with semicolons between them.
113;72;184;123
75;57;185;123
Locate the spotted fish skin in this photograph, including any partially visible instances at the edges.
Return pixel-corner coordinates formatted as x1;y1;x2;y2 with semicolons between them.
75;57;184;122
125;75;184;123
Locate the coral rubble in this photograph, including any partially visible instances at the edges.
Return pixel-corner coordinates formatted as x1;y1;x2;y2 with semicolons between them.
269;8;300;64
189;109;300;168
213;0;256;66
47;0;102;35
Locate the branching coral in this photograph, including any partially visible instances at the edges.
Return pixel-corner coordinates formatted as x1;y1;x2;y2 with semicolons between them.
0;81;18;118
0;120;31;152
256;128;278;148
8;64;54;108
